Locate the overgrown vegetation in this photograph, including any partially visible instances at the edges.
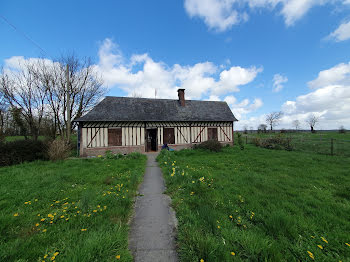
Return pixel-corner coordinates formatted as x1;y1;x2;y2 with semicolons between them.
47;138;71;161
193;140;223;152
236;133;245;150
0;154;147;261
252;134;293;151
157;146;350;261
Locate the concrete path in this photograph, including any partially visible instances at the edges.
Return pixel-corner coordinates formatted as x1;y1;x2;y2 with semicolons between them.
129;153;178;262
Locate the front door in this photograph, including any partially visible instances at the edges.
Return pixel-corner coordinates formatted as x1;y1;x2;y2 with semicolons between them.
146;129;157;152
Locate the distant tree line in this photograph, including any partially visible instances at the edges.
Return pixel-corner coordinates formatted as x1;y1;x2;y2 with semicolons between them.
0;54;105;141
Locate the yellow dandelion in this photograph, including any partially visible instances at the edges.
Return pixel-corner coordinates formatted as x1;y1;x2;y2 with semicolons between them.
50;221;53;224
37;214;40;216
60;215;65;218
229;215;233;219
42;229;47;232
14;213;19;217
307;251;314;260
44;254;48;258
321;237;328;244
317;245;323;249
66;218;69;221
24;202;28;204
35;223;39;227
200;259;204;262
41;218;45;221
345;243;350;247
231;251;235;256
93;210;97;213
217;225;221;229
81;228;87;231
116;255;121;259
54;252;59;256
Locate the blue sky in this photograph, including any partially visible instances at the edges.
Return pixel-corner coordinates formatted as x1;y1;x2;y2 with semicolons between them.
1;0;350;129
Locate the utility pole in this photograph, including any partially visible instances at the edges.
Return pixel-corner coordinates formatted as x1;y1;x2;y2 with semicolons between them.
66;64;71;142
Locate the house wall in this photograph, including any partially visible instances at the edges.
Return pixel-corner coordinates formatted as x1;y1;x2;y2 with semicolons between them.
80;121;234;156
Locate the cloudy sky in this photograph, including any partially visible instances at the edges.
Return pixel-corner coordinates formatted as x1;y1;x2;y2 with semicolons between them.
1;0;350;129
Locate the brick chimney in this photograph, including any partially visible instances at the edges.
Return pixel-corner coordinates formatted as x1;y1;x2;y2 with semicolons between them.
177;89;185;106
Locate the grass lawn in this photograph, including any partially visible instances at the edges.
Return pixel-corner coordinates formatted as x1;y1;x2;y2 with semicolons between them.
239;132;350;157
0;154;146;261
157;146;350;262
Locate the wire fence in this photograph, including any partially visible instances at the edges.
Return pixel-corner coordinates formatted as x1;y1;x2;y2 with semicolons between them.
243;135;350;157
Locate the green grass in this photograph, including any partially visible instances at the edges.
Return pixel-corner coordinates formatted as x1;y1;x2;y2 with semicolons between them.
240;131;350;156
157;146;350;262
0;154;146;261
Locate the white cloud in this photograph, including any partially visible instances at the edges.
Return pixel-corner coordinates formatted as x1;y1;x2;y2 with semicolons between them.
328;20;350;42
184;0;248;32
237;61;350;130
184;0;342;31
224;95;263;120
94;38;261;99
272;73;288;92
307;62;350;89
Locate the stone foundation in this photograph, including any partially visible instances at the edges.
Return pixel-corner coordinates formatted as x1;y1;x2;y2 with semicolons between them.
80;141;234;157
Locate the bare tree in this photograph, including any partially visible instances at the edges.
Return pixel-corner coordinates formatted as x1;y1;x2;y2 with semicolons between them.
266;111;283;131
0;54;105;140
292;120;300;131
258;124;267;133
306;114;319;133
31;54;105;138
0;62;47;140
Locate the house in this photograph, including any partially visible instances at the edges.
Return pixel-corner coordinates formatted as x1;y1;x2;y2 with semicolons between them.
74;89;238;156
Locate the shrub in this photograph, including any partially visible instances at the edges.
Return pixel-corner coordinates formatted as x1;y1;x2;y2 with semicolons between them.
0;139;47;167
47;139;71;161
237;133;245;150
253;135;293;151
193;140;222;152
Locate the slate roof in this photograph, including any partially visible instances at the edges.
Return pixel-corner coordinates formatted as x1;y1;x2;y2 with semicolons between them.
75;96;238;122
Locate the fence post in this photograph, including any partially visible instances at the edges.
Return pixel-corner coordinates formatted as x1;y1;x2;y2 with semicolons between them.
331;138;334;156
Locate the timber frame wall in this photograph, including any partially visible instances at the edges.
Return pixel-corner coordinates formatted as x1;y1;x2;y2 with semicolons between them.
79;121;234;156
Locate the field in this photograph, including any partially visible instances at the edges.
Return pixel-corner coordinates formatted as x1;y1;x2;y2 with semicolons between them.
239;131;350;156
0;154;146;261
157;146;350;261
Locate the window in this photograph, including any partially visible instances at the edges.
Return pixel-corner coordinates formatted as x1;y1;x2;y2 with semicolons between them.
208;128;218;140
163;128;175;144
108;128;122;146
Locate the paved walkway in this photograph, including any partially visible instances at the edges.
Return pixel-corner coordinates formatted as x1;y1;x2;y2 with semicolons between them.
129;153;178;262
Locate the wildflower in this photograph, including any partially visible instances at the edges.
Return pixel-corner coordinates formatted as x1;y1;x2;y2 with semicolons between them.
50;221;53;224
200;259;204;262
81;228;87;231
41;218;45;221
345;243;350;247
65;218;69;221
164;162;167;164
35;199;38;202
307;251;314;260
317;245;323;249
93;210;97;213
98;155;102;158
37;214;40;216
311;236;315;238
77;211;80;214
44;254;48;258
116;255;121;259
104;206;107;209
14;213;19;217
35;223;39;227
24;202;28;204
42;229;47;232
217;225;220;229
231;251;235;256
60;215;64;218
192;181;195;183
229;215;233;219
321;237;328;244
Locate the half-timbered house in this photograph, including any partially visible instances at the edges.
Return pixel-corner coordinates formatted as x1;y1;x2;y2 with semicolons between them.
75;89;238;156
